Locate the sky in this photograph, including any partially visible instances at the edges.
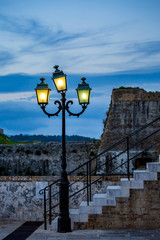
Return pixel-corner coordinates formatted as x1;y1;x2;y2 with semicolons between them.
0;0;160;139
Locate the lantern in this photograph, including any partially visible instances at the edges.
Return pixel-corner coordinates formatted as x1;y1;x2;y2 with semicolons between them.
35;78;51;105
52;65;67;92
76;77;92;105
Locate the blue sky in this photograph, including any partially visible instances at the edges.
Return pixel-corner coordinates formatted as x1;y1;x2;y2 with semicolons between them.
0;0;160;139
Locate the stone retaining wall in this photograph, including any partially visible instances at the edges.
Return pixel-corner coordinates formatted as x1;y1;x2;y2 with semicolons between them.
0;176;121;221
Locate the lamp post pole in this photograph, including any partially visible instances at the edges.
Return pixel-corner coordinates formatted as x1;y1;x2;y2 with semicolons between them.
58;92;71;232
35;65;91;232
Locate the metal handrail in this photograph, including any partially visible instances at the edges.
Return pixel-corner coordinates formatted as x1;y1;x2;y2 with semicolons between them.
41;115;160;229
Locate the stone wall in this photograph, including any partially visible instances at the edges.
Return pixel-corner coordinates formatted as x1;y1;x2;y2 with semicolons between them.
0;176;121;221
0;141;99;176
97;150;157;175
0;129;3;134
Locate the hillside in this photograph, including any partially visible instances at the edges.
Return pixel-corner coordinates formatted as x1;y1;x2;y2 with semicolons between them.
0;134;14;144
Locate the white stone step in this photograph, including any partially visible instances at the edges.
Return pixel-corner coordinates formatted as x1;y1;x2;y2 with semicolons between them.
107;186;130;198
147;162;160;172
51;216;58;231
69;208;88;222
93;194;107;206
69;208;79;222
52;208;88;231
134;170;157;181
93;194;116;206
79;201;102;214
120;178;144;189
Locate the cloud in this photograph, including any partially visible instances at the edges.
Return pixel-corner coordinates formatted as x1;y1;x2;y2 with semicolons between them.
0;13;87;53
0;50;15;66
0;92;35;102
128;40;160;56
0;13;159;75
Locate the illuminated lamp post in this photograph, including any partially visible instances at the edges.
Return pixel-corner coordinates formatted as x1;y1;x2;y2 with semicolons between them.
35;65;91;232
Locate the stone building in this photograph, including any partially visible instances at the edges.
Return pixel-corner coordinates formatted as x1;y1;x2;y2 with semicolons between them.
97;88;160;174
0;129;3;134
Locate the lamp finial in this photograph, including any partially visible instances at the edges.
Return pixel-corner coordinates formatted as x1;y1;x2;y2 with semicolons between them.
81;77;86;83
40;77;45;83
54;65;59;72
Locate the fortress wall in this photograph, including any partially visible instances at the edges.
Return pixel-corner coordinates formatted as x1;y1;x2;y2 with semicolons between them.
100;88;160;152
0;141;98;176
98;88;160;174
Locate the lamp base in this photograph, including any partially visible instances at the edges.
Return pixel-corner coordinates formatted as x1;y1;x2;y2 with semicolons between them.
57;216;71;233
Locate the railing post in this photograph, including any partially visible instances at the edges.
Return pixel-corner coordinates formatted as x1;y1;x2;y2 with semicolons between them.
89;160;92;202
49;186;52;225
44;189;47;230
86;163;89;205
127;137;130;180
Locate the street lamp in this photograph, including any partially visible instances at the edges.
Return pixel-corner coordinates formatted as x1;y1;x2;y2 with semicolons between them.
35;65;91;233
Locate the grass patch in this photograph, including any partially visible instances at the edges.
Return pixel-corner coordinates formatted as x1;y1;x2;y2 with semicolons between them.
0;134;15;145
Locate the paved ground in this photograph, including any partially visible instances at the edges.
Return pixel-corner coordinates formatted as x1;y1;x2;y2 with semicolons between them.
0;222;160;240
0;221;23;239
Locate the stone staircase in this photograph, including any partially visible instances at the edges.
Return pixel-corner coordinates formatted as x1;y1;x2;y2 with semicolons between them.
52;158;160;230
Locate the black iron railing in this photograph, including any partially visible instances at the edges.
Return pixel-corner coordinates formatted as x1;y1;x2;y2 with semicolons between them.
40;115;160;230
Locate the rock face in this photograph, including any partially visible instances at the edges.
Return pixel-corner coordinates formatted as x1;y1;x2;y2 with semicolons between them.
98;88;160;174
0;141;99;176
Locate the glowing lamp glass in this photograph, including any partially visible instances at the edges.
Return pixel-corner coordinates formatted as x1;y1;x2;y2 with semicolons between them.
77;89;90;105
41;93;46;100
36;89;50;105
53;76;67;92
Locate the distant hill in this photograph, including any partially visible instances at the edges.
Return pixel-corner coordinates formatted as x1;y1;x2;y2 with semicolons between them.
10;134;96;143
0;134;14;144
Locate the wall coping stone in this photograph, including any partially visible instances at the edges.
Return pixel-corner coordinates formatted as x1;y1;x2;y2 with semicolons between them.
0;175;127;182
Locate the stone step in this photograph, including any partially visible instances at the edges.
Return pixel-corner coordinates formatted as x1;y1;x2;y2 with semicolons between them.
120;178;144;189
70;208;88;230
51;216;58;231
52;208;88;231
93;194;116;206
70;208;88;222
133;170;157;181
107;186;130;198
147;162;160;172
79;201;102;214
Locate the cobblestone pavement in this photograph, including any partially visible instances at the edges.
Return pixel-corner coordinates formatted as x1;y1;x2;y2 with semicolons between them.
0;222;160;240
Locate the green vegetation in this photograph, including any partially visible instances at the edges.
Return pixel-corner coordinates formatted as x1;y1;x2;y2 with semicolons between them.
10;134;97;143
113;86;140;90
0;134;15;145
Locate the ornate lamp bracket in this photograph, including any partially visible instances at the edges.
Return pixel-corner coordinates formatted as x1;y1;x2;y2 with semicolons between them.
65;100;87;118
40;100;62;118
